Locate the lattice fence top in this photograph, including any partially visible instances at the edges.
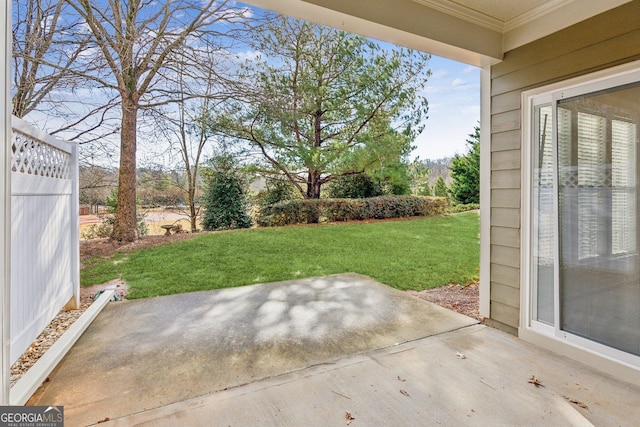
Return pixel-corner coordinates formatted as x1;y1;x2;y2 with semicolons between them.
11;130;71;179
560;165;611;188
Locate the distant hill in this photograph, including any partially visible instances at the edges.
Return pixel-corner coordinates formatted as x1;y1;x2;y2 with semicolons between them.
422;157;452;186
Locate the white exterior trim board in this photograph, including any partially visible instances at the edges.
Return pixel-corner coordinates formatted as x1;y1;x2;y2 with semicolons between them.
479;65;491;318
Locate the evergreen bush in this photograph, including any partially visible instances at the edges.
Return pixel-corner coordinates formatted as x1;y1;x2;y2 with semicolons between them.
202;166;252;231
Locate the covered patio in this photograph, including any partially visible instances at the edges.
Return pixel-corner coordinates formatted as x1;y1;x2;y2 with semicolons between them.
28;275;640;425
2;0;640;416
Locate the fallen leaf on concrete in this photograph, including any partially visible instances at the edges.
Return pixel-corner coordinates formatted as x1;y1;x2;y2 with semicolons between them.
456;352;466;359
333;390;351;400
528;375;544;387
345;411;355;425
565;396;589;409
397;376;406;382
400;389;411;397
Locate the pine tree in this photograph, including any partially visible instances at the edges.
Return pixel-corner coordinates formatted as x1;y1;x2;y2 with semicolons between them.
433;176;449;198
449;125;480;204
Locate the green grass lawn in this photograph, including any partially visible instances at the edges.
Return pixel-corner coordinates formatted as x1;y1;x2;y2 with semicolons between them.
82;212;479;299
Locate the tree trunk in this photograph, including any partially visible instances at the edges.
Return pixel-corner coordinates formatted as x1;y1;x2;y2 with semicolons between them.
111;97;139;242
306;170;322;199
188;189;198;232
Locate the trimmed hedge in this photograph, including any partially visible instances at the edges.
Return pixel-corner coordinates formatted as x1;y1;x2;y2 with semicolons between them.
257;195;447;227
447;203;480;214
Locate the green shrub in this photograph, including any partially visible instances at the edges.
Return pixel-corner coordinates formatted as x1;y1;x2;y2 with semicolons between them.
447;203;480;213
202;168;252;231
256;178;300;216
257;195;447;226
326;174;384;199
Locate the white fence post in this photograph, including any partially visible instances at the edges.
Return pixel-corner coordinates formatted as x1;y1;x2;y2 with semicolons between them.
70;142;80;309
1;0;12;406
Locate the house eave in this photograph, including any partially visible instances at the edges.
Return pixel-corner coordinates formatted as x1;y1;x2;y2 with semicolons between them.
248;0;634;67
503;0;634;52
247;0;503;66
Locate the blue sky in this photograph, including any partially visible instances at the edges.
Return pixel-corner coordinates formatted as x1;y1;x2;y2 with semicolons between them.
411;56;480;161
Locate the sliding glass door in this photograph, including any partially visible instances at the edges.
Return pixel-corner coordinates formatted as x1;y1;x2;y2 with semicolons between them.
558;83;640;355
530;75;640;360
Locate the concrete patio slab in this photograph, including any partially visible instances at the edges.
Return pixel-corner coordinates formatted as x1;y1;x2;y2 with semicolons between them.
101;324;640;427
28;273;478;426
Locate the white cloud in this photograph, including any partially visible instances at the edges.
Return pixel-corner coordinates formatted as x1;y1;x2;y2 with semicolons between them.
463;65;477;74
77;46;101;59
430;69;448;79
235;50;261;62
461;104;480;116
451;78;466;87
422;86;448;95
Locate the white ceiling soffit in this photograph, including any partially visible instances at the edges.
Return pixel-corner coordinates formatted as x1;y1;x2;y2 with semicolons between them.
246;0;504;67
243;0;632;66
412;0;634;52
411;0;567;33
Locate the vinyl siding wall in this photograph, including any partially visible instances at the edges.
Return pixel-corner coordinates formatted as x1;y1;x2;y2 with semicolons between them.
488;0;640;332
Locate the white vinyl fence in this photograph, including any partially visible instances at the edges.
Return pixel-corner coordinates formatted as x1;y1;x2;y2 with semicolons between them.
10;116;79;364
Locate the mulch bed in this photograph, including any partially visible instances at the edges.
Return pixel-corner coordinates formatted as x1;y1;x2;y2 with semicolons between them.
408;282;481;321
80;233;201;263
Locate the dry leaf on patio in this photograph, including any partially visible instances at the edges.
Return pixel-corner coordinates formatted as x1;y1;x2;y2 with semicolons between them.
345;411;355;425
565;396;589;409
400;389;411;397
456;352;466;359
397;375;406;382
528;375;544;387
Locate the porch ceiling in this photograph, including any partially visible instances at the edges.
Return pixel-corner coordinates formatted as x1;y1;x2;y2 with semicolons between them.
246;0;633;66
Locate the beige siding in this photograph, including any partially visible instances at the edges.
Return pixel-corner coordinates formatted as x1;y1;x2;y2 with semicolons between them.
490;227;519;248
488;0;640;331
490;301;519;329
491;170;520;189
491;150;520;171
491;110;520;134
491;208;519;228
492;130;520;152
491;92;520;115
491;189;520;209
491;264;520;288
490;245;519;269
491;282;519;307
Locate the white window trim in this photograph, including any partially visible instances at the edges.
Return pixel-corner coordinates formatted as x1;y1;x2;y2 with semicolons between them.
520;60;640;383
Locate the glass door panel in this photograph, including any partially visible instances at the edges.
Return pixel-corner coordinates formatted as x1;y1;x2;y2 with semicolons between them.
558;83;640;356
532;104;554;324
